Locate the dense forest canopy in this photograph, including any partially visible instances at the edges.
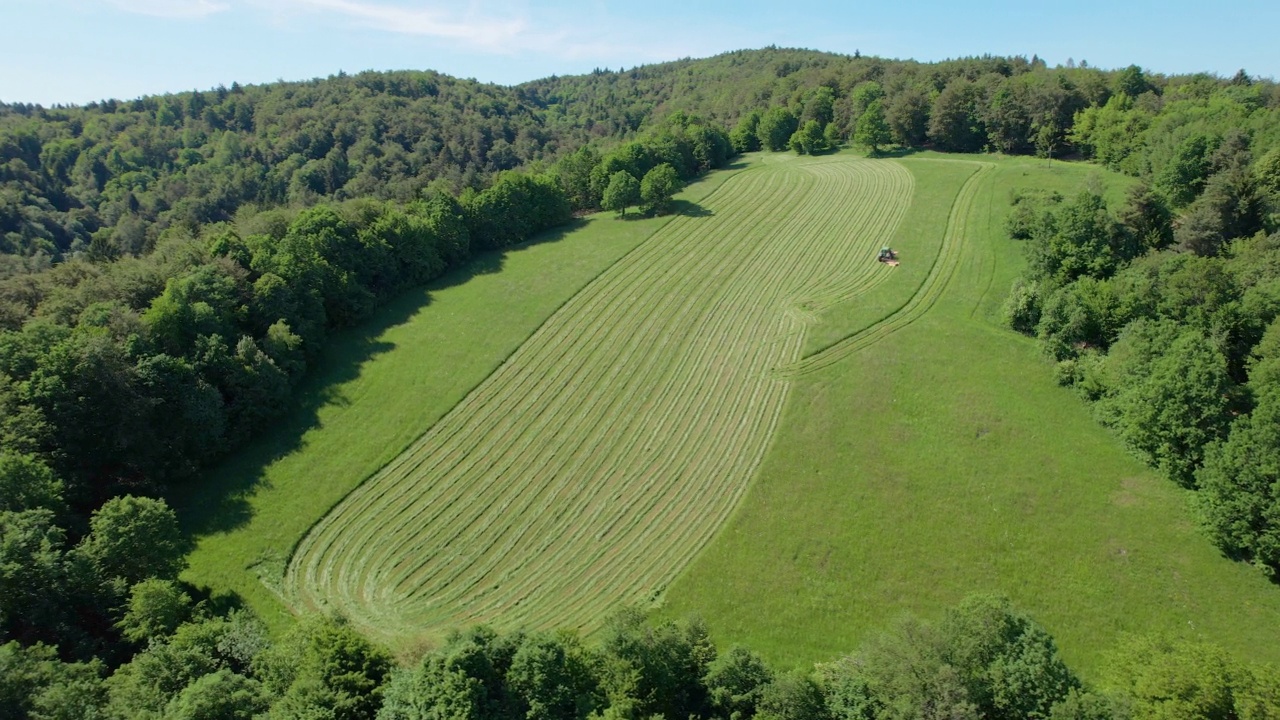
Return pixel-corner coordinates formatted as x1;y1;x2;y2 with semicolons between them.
2;46;1280;718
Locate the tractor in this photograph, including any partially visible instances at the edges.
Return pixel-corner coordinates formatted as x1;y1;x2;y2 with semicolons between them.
877;247;899;266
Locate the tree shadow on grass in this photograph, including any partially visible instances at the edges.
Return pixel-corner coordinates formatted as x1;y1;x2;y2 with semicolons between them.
671;199;713;218
869;146;926;159
170;219;587;538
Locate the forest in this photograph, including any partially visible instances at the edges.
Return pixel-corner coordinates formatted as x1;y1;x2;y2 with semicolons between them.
8;593;1280;719
1;46;1279;717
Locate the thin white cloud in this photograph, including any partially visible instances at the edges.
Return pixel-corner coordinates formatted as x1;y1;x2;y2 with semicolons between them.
105;0;229;18
280;0;528;51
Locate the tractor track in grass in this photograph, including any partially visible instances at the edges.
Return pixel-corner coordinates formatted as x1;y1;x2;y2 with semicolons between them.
284;157;914;641
773;161;992;379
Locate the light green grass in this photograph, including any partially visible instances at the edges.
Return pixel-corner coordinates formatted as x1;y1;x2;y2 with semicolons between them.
284;155;915;649
176;160;752;634
657;153;1280;677
181;150;1280;678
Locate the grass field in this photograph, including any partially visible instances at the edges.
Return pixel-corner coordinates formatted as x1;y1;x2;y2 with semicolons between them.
181;150;1280;675
657;153;1280;677
176;161;751;632
284;157;915;646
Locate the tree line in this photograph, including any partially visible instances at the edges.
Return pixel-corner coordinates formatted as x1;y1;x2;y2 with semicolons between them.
1001;70;1280;579
7;593;1279;719
5;48;1277;270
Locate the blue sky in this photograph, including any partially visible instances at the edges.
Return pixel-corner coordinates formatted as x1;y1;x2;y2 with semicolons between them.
3;0;1278;106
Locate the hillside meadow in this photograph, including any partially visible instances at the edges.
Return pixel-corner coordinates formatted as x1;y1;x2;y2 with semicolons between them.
181;151;1280;676
174;158;752;632
658;153;1280;677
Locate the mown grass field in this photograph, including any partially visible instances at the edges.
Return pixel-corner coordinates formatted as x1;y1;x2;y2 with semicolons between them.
657;153;1280;677
285;156;916;646
182;150;1280;675
176;161;751;632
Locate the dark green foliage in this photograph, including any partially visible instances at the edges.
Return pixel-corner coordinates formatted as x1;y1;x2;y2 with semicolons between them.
790;121;829;156
507;633;599;720
731;111;763;154
1098;322;1233;486
464;172;572;252
1002;278;1041;335
821;595;1079;720
0;452;64;514
601;172;640;217
1156;134;1216;208
758;107;799;152
598;609;716;720
1045;690;1116;720
0;641;107;720
1113;65;1152;98
0;509;75;648
555;147;602;211
164;669;268;720
928;78;985;153
1024;191;1125;285
1198;319;1280;576
107;618;244;716
707;647;774;720
1114;183;1172;253
78;495;185;587
758;672;829;720
885;87;931;148
257;615;393;720
853;101;891;154
116;578;192;644
639;164;682;216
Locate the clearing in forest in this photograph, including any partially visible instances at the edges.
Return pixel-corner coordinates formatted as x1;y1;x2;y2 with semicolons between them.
284;157;914;641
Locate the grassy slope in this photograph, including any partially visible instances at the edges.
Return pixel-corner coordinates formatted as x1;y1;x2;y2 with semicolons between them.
176;162;750;633
658;153;1280;677
282;155;914;649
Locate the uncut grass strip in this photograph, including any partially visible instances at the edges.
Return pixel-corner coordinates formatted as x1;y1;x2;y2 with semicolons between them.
343;169;788;481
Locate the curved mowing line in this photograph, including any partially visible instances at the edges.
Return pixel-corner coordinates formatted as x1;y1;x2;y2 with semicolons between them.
773;161;993;379
283;157;915;642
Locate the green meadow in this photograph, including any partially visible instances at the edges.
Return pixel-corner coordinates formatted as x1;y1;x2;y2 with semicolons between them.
176;158;752;633
658;154;1280;677
181;152;1280;675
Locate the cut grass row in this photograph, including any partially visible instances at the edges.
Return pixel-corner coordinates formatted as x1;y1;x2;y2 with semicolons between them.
284;157;915;647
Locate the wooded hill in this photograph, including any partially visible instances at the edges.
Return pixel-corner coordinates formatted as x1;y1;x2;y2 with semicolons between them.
2;46;1280;718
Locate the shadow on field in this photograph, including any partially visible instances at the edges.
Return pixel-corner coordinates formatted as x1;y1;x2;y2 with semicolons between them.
613;200;713;221
171;219;587;537
870;147;925;159
672;199;714;217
